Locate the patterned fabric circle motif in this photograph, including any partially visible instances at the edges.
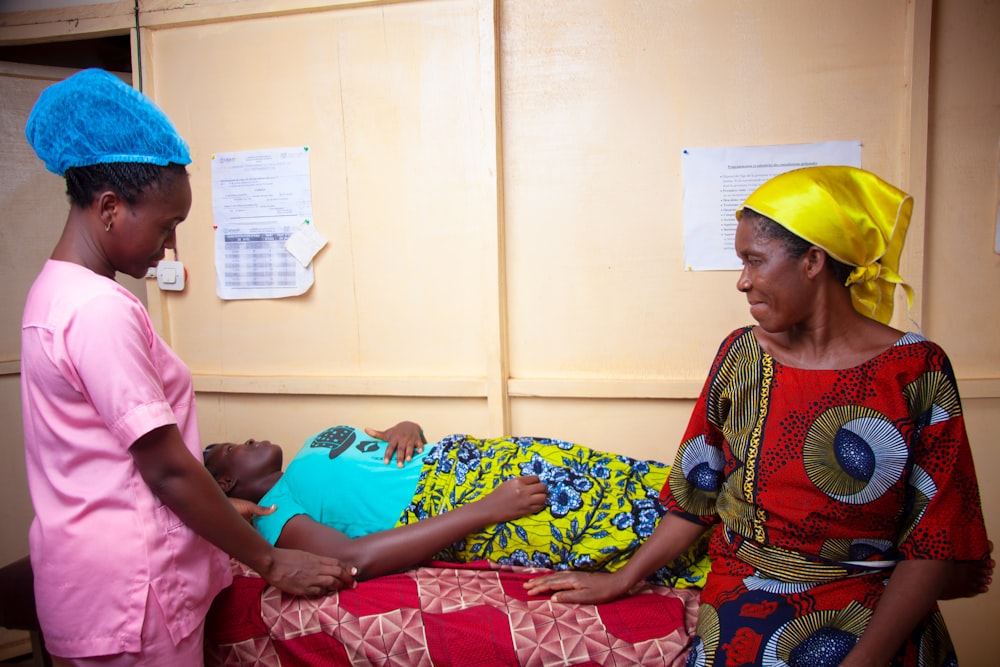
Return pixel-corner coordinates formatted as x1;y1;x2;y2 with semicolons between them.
670;435;726;517
803;406;907;505
761;602;871;667
686;602;720;667
898;464;938;545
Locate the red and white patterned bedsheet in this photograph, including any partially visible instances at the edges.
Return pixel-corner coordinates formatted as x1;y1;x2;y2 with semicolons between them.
205;560;700;666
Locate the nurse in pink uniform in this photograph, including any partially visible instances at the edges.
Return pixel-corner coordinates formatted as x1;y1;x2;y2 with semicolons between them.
20;69;355;666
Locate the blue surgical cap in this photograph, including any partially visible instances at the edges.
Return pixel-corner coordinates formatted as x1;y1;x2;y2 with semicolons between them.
25;68;191;176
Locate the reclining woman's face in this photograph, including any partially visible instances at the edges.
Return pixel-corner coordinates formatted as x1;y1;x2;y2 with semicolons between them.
204;439;284;487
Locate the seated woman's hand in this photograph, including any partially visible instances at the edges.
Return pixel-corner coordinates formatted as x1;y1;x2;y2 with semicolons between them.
480;475;548;522
366;421;425;468
939;540;994;599
522;570;630;605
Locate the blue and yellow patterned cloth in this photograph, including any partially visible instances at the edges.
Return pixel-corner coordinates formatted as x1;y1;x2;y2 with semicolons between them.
398;433;710;588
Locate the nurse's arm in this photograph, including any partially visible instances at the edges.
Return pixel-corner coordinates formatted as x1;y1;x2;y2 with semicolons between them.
131;424;355;596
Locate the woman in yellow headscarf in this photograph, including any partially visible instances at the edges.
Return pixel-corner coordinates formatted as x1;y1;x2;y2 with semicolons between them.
526;166;991;666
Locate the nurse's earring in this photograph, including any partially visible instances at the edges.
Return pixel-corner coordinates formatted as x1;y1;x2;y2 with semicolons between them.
105;221;112;232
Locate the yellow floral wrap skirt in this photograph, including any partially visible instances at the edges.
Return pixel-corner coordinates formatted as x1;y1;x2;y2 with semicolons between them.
396;434;710;588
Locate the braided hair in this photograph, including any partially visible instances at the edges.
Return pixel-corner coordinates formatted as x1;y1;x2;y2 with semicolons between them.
64;162;188;208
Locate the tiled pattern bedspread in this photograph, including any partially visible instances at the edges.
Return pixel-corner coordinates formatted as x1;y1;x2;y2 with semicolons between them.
205;560;699;666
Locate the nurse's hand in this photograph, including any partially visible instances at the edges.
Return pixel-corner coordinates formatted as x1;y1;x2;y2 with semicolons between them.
228;498;276;522
261;549;358;597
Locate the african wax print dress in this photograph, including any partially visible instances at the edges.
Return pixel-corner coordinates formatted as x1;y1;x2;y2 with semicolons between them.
398;434;711;588
664;327;988;667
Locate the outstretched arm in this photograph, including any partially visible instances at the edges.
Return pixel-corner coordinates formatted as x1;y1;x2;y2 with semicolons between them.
131;424;355;596
523;512;708;603
276;475;548;579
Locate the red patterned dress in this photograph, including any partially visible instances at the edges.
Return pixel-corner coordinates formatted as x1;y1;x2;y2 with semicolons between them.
663;327;989;667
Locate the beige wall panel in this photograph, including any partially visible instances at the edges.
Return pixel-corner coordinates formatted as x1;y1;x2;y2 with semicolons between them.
144;0;498;379
923;1;1000;375
509;397;694;464
921;2;1000;653
195;393;490;460
500;0;911;381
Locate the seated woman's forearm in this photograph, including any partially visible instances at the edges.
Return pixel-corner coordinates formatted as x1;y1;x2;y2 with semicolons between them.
523;512;708;604
840;559;952;667
616;513;708;588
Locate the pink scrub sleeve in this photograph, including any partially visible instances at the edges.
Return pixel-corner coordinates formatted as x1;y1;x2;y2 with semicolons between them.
21;261;231;659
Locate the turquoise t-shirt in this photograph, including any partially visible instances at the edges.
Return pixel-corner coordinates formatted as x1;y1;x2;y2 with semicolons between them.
254;425;431;544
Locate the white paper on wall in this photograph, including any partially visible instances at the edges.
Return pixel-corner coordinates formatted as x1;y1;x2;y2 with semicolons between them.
681;141;862;271
211;146;317;299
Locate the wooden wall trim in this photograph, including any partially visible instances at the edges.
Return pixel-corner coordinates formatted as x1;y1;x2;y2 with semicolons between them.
185;373;1000;401
193;373;488;396
191;374;704;399
0;1;419;44
0;364;992;402
138;0;414;28
481;0;509;435
897;0;933;327
0;1;134;44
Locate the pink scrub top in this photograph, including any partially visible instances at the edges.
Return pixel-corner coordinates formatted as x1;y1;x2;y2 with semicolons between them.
20;260;232;658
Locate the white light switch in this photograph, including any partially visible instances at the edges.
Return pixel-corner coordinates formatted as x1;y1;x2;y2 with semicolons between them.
156;261;185;291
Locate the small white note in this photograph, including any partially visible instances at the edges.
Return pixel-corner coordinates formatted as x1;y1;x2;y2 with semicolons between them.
286;222;328;268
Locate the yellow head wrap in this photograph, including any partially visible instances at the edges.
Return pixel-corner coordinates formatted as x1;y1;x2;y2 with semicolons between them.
736;166;913;324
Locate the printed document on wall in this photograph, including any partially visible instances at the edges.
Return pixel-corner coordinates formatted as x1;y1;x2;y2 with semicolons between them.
212;147;316;299
681;141;862;271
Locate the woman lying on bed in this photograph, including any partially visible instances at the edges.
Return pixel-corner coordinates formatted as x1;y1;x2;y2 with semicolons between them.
203;421;712;586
